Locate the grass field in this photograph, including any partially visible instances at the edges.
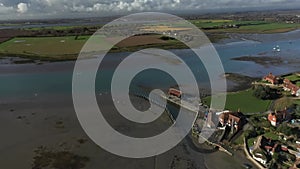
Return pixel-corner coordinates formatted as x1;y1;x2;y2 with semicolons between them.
140;25;192;32
191;20;300;33
237;22;300;33
0;34;189;60
25;24;103;31
1;20;300;61
0;36;88;56
283;74;300;81
203;89;272;113
0;35;120;60
190;20;264;28
26;26;80;31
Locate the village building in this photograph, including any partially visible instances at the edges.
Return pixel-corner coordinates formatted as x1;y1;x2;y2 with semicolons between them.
268;109;291;127
250;136;281;166
252;150;268;165
283;79;300;96
296;140;300;152
263;73;278;84
218;111;244;131
168;88;182;98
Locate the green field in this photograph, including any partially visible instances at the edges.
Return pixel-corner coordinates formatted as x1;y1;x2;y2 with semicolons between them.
0;34;190;60
25;24;102;31
26;26;80;31
190;20;300;33
0;35;117;60
1;20;300;61
191;20;264;27
203;89;271;113
190;19;234;27
0;36;87;56
239;22;300;32
283;74;300;81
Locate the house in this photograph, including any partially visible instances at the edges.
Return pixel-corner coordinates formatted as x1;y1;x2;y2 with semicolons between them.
252;149;268;165
281;145;289;152
294;88;300;97
251;136;279;165
219;111;244;131
268;109;290;127
296;140;300;152
284;78;291;84
168;88;182;98
263;73;278;84
283;79;300;96
264;143;281;156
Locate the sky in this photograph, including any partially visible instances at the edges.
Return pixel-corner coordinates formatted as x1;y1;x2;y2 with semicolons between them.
0;0;300;20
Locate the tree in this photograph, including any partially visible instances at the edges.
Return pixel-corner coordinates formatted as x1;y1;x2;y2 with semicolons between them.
277;123;293;136
261;120;271;128
253;85;280;100
273;152;279;161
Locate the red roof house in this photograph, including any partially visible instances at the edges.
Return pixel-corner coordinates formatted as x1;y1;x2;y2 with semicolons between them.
268;109;290;127
168;88;182;98
219;112;243;131
263;73;278;84
283;78;300;96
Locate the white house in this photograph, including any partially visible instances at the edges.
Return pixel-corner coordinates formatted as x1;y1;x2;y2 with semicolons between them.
253;153;267;165
296;89;300;97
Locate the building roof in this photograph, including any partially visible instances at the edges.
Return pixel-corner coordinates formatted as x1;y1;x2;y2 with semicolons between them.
264;73;277;83
168;88;182;97
219;112;242;123
283;78;300;93
268;109;289;124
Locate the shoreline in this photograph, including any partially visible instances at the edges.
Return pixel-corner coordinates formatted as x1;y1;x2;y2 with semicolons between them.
1;28;300;62
1;29;299;168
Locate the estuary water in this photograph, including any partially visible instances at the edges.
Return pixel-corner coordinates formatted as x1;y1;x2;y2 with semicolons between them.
0;31;300;99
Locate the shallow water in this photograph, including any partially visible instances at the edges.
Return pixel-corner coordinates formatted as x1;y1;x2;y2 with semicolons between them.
0;32;300;99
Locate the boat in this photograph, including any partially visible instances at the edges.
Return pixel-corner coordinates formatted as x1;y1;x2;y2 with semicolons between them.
273;45;281;52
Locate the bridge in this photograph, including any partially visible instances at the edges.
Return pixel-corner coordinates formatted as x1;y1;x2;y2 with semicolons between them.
130;89;202;122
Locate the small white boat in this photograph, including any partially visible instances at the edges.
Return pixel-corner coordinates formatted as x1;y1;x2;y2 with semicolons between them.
273;45;281;52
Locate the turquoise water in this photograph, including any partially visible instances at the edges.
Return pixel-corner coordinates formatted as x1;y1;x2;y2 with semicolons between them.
0;35;300;99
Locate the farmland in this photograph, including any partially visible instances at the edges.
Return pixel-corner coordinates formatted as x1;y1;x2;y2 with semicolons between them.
191;19;300;33
0;34;186;61
1;19;300;61
0;36;89;60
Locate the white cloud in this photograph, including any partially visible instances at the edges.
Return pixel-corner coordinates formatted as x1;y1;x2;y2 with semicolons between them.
17;2;28;13
0;0;300;20
0;3;14;14
68;0;184;13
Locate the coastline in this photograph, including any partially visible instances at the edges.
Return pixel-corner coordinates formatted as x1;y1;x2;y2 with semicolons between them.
1;28;300;62
1;29;300;168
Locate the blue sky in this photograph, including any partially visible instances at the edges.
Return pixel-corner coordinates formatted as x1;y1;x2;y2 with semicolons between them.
0;0;300;20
